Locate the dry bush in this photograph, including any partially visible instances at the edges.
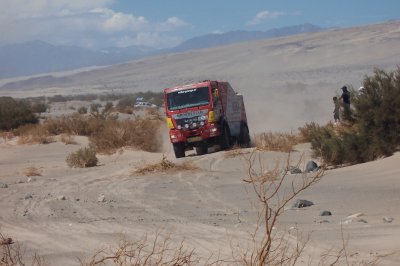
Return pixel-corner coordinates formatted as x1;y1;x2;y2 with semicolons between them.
90;119;163;154
60;133;77;145
254;132;301;152
66;147;98;168
1;231;44;266
16;124;54;145
44;114;102;136
22;166;42;177
133;155;198;175
145;108;164;121
232;151;324;265
79;233;203;266
1;131;14;142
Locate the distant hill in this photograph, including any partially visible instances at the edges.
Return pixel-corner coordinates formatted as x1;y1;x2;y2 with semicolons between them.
167;23;322;52
0;24;322;79
0;40;155;79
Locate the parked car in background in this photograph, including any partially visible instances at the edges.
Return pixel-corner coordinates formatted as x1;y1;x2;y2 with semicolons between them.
134;101;157;108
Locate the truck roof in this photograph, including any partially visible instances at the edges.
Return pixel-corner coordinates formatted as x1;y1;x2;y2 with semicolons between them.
164;80;218;94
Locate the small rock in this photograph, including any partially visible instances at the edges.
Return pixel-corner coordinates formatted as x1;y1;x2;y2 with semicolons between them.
292;199;314;208
0;237;13;245
357;219;368;223
383;216;394;223
75;198;80;202
320;210;332;216
341;218;353;224
27;177;36;183
305;161;319;173
24;193;33;200
347;213;364;219
0;182;8;188
57;195;66;200
97;194;106;202
289;166;302;174
319;220;330;224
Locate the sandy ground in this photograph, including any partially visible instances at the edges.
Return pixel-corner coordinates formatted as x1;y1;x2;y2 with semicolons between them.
1;21;400;265
1;134;400;265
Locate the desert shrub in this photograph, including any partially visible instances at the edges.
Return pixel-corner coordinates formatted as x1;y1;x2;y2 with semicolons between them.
60;133;77;145
66;147;98;168
254;131;301;152
30;101;48;114
47;94;67;103
103;102;114;113
44;114;103;136
133;155;198;175
16;124;54;144
306;67;400;165
0;97;38;131
89;118;162;154
77;106;88;114
90;103;102;114
23;166;42;177
116;94;136;110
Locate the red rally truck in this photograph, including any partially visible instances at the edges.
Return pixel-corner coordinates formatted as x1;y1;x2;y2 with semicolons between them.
164;80;250;158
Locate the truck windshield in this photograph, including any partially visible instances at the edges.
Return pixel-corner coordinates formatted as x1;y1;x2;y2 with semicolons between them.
167;86;210;111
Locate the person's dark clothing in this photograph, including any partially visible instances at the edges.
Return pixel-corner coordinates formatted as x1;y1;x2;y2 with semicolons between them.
341;91;350;104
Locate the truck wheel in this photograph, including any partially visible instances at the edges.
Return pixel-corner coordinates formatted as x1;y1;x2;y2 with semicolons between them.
220;125;231;150
195;143;208;156
173;143;185;158
239;124;251;148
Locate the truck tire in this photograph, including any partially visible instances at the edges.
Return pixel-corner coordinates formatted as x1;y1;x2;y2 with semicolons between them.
195;143;208;156
173;143;185;158
220;124;231;150
239;124;251;148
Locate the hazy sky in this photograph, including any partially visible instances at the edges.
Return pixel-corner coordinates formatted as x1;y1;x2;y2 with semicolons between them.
1;0;399;49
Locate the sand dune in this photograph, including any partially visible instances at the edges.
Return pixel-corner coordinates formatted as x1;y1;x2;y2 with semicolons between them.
1;21;400;265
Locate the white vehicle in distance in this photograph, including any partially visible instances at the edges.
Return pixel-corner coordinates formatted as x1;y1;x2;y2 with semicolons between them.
134;101;158;108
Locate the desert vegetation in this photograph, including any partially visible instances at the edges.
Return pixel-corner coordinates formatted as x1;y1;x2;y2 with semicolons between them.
66;147;98;168
302;67;400;165
133;155;198;175
0;97;38;131
254;132;302;153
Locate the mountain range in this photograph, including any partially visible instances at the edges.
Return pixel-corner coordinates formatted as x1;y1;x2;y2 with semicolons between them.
0;24;322;79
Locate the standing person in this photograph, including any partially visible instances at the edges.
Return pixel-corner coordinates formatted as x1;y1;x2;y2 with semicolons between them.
339;86;351;120
333;96;340;123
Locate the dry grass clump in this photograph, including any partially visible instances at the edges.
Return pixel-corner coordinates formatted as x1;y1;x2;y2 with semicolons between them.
66;147;98;168
79;233;201;266
0;131;14;142
17;112;163;153
16;124;54;144
23;166;42;177
60;133;77;145
133;155;198;175
44;114;103;136
90;119;162;154
254;132;301;152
